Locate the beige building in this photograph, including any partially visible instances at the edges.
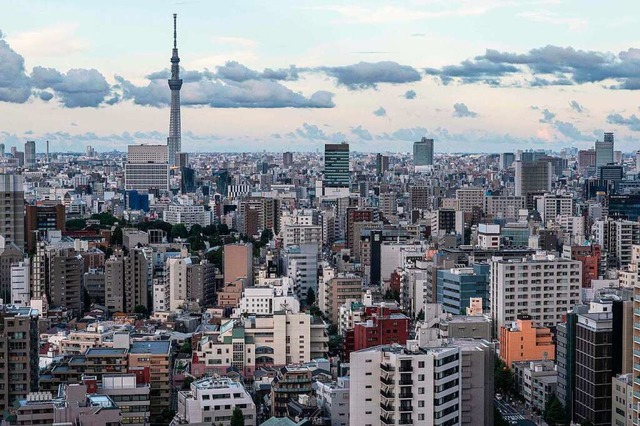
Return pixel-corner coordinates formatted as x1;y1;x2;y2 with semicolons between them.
0;174;24;253
612;373;633;426
319;274;363;324
128;341;171;424
192;312;328;378
456;187;485;213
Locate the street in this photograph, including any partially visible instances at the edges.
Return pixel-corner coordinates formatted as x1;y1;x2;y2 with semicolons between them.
495;398;539;426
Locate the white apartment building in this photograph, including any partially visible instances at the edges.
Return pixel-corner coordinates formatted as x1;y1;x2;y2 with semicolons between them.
10;260;30;306
282;223;323;254
282;244;318;302
192;312;328;378
315;377;350;426
163;204;211;230
234;279;300;317
477;224;501;249
350;342;462;426
173;377;256;426
485;196;525;219
455;187;485;213
612;373;633;426
124;144;169;192
490;252;581;335
534;194;574;224
167;257;191;311
557;215;585;242
620;245;640;288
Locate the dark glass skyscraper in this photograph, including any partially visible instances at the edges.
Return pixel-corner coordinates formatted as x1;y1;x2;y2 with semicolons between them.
413;137;434;166
324;143;350;188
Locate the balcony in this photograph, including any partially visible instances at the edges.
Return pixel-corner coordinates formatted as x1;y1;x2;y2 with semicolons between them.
380;389;395;399
399;363;413;373
380;376;394;385
380;415;395;425
381;403;395;413
399;405;413;412
398;392;413;399
399;379;413;386
399;417;413;425
380;363;394;372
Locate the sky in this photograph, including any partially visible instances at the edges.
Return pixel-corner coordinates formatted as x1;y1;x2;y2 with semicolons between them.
1;0;639;153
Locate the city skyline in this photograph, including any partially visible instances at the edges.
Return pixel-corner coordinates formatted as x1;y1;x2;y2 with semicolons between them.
1;0;640;152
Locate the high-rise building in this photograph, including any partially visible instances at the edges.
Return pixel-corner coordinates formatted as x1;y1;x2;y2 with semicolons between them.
500;152;515;169
499;314;554;367
180;167;196;193
24;140;35;168
283;151;293;167
167;13;183;167
105;251;125;313
593;218;640;270
0;174;25;253
413;137;434;167
0;144;4;157
455;187;485;213
128;341;171;424
125;247;152;313
490;253;581;336
376;153;389;175
25;203;65;252
49;248;84;316
595;132;614;169
324;143;350;188
0;305;39;415
514;160;552;206
124;144;169;192
577;149;596;170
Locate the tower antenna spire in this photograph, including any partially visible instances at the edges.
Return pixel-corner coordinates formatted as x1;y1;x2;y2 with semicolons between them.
173;13;177;49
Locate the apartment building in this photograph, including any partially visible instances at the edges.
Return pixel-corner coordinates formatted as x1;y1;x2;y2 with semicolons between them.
173;377;256;426
499;315;555;367
490;252;581;336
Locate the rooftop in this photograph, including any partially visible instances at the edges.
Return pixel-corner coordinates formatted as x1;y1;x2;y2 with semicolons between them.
129;341;171;355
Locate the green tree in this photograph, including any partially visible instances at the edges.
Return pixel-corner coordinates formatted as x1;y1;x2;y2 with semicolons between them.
494;357;515;395
230;407;245;426
172;223;189;240
543;394;567;425
134;305;149;318
182;376;194;390
189;224;203;237
179;340;192;354
416;309;425;321
306;288;316;307
66;218;87;231
217;223;230;235
110;226;123;245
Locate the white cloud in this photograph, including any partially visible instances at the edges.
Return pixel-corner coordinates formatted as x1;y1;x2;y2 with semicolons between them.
7;23;88;59
517;10;588;31
212;36;258;49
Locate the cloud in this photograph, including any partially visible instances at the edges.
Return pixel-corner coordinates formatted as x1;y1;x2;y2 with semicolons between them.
31;66;111;108
426;45;640;89
115;74;334;108
517;10;588;32
569;100;585;113
607;113;640;131
539;108;556;123
553;121;591;140
404;90;417;99
350;125;373;140
293;123;345;142
452;102;477;118
212;36;257;49
38;91;53;101
7;23;88;58
0;31;32;103
373;106;387;117
320;61;421;89
387;127;428;141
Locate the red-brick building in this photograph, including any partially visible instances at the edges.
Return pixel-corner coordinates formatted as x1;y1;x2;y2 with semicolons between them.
352;306;410;352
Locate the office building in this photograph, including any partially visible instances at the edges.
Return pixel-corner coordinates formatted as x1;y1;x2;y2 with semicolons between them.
376;153;389;175
353;308;410;352
593;218;640;270
512;360;558;413
436;264;489;315
125;247;153;313
282;244;318;302
608;194;640;221
485;196;525;219
595;132;614;170
283;151;293;167
125;145;169;192
98;374;151;426
24;140;35;168
500;152;515;169
180;167;196;193
578;149;596;170
324;143;350;188
319;274;362;324
612;373;633;426
490;253;581;335
0;305;39;416
413;137;434;167
514;160;552;204
173;377;256;425
0;174;25;253
315;377;350;426
24;204;65;252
